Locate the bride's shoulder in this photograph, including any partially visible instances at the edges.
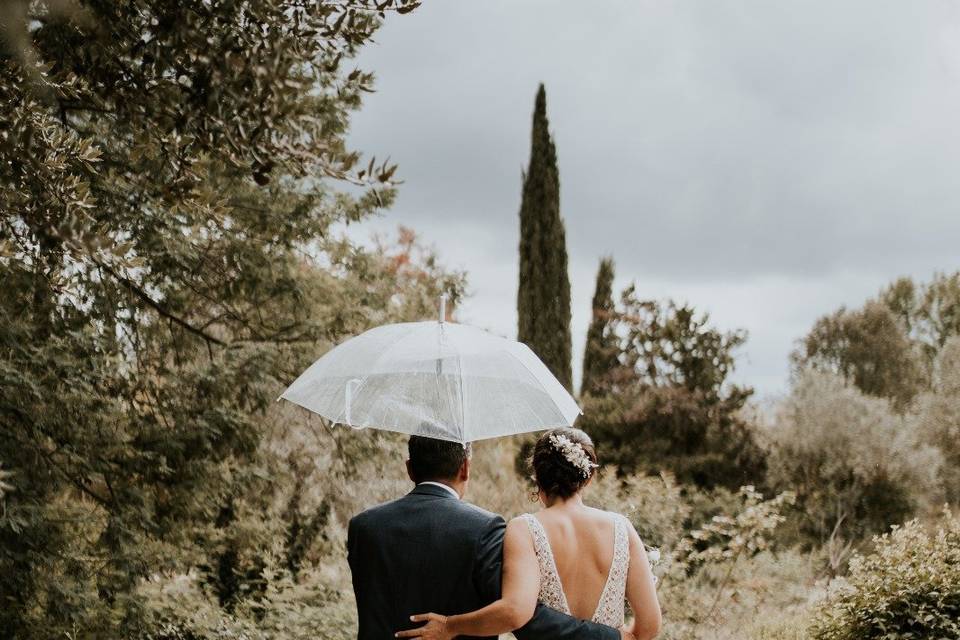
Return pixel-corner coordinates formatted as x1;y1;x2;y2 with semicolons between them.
506;513;545;540
585;506;632;523
504;514;540;549
508;513;538;527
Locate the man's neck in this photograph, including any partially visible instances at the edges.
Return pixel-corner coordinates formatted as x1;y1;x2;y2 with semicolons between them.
418;480;462;499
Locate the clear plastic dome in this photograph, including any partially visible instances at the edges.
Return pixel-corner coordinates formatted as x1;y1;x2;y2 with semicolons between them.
279;321;581;443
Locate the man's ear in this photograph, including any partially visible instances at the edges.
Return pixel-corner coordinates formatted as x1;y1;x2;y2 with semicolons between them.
405;459;417;484
458;457;471;482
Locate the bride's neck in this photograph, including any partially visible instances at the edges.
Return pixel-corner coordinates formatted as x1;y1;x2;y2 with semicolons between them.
543;492;584;509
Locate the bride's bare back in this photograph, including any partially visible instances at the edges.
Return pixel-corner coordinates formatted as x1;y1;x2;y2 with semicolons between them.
531;505;622;619
511;498;661;638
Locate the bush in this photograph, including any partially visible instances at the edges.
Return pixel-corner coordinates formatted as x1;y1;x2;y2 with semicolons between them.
914;335;960;504
671;487;795;572
584;386;768;491
811;510;960;640
581;289;768;491
653;489;809;640
655;549;817;640
767;370;942;543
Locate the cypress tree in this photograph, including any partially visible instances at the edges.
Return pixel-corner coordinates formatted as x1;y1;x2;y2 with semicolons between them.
517;84;573;390
581;257;619;396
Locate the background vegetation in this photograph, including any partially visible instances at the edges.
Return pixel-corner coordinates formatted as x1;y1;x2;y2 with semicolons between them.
2;3;958;640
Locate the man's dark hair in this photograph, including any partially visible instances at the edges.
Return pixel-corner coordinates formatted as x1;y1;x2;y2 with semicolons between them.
407;435;472;482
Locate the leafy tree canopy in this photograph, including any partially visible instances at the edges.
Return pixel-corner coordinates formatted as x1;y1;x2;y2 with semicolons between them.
794;272;960;408
793;300;924;409
582;285;765;489
0;2;471;637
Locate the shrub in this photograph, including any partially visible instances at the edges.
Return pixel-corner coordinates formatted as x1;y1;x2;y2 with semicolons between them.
656;550;817;640
914;335;960;504
581;288;768;491
584;386;768;491
654;489;807;640
672;487;796;572
767;370;942;543
811;510;960;640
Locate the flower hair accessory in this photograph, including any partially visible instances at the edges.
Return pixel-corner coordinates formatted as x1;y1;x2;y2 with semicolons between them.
549;433;599;478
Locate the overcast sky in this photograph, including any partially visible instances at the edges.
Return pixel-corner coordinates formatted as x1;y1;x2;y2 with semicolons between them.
346;0;960;398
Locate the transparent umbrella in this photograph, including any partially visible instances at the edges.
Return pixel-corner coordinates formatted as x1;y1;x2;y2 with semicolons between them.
279;297;581;444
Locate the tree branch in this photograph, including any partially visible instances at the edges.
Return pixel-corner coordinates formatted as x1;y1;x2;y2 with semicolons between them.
91;256;226;347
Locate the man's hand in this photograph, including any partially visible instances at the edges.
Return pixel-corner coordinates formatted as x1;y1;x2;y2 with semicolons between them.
619;625;637;640
396;613;454;640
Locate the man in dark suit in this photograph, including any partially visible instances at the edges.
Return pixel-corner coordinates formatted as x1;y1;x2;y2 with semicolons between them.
347;436;624;640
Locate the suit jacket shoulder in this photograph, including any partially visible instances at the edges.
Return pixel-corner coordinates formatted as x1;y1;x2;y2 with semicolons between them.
351;491;500;536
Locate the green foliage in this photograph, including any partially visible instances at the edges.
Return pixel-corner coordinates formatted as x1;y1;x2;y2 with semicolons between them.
2;0;408;269
134;423;410;640
517;83;573;391
672;487;796;571
811;511;960;640
881;272;960;364
654;487;803;639
615;287;747;397
655;549;816;640
581;257;619;397
137;564;360;640
914;336;960;504
583;286;766;489
797;272;960;408
0;1;467;636
768;370;942;545
786;271;960;553
0;464;13;499
793;301;924;408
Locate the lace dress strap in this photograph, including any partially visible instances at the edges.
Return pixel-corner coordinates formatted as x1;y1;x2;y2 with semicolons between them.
519;514;571;614
592;514;631;626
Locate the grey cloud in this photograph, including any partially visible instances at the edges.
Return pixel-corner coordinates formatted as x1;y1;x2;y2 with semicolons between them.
346;0;960;394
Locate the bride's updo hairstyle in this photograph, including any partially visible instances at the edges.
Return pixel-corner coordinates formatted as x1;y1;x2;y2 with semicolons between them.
531;428;599;499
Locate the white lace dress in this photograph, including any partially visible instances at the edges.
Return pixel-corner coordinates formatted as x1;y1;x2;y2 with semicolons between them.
519;512;630;627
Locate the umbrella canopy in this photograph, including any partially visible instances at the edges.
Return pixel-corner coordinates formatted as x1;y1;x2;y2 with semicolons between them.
279;315;581;444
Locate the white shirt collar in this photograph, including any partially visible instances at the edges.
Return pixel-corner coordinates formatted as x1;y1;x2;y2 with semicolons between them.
418;481;461;500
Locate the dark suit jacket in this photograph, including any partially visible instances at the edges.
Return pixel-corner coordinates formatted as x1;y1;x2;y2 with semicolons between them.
347;483;620;640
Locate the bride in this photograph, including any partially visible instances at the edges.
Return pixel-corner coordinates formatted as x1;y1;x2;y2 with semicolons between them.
396;428;662;640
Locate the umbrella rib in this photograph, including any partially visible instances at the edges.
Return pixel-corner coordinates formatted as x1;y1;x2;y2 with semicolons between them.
504;349;573;424
456;353;466;443
421;354;430;431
